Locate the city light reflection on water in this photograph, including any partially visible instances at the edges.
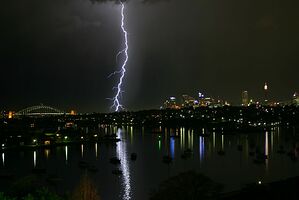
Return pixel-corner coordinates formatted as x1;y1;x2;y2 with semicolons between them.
45;149;50;159
265;131;269;170
1;125;298;200
199;136;204;162
221;135;225;150
33;151;36;167
180;127;184;150
170;138;175;159
117;129;131;200
130;126;133;144
158;140;161;151
2;153;4;167
95;143;98;159
81;144;84;158
188;129;194;149
213;132;216;149
271;132;274;153
65;146;68;163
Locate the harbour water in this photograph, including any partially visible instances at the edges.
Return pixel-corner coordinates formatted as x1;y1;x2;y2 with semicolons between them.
1;126;299;200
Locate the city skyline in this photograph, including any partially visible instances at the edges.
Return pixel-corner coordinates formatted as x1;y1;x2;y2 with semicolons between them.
1;82;298;113
1;0;299;112
3;86;298;116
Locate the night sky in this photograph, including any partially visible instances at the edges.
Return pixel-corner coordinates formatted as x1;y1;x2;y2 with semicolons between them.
1;0;299;112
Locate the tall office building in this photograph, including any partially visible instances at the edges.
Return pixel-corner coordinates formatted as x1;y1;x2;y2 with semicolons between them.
264;82;268;104
242;91;249;106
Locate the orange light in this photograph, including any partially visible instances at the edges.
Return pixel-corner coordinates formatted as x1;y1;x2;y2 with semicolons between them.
70;110;76;115
8;111;13;119
44;140;51;145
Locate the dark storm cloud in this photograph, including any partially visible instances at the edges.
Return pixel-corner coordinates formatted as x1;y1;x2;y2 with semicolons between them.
0;0;121;112
90;0;169;4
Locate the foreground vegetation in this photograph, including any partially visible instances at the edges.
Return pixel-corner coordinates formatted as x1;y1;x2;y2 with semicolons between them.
0;175;100;200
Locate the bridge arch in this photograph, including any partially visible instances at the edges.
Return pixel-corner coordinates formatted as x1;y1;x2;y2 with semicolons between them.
15;104;65;116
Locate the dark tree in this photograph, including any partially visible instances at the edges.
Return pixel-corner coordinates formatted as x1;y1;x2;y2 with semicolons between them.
150;171;222;200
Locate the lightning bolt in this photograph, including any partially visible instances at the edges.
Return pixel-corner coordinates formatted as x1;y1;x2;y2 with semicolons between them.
111;1;129;112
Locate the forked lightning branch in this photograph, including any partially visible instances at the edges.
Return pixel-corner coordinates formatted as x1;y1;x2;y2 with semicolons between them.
111;1;129;112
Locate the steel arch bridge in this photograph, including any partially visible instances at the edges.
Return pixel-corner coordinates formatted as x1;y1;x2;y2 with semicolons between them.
15;105;65;116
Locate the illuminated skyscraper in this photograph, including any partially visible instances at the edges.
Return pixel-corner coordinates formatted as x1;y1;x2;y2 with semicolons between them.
241;91;249;106
198;92;204;99
264;82;268;104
